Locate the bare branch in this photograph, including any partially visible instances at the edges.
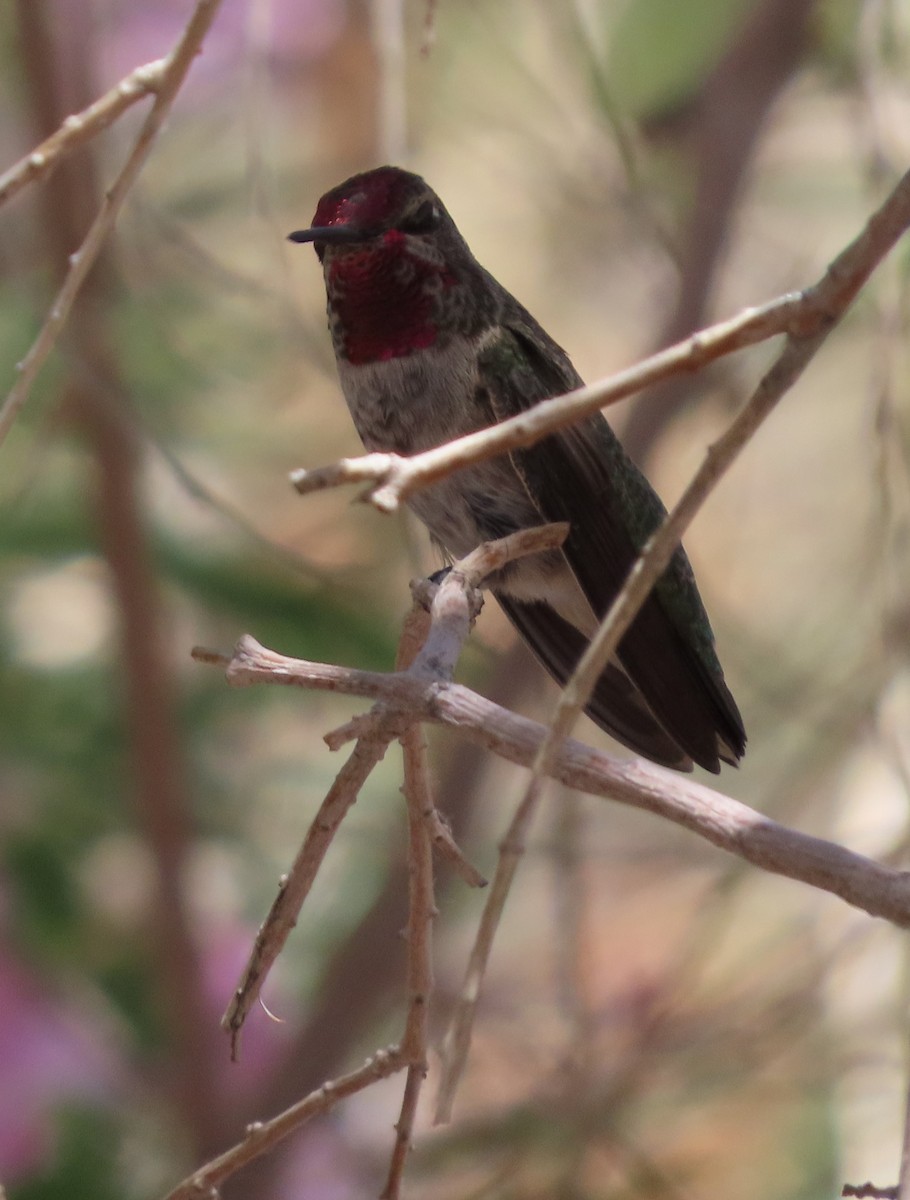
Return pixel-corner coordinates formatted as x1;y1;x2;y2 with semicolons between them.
162;1045;409;1200
434;772;546;1123
0;0;225;448
221;735;391;1060
290;166;910;516
195;637;910;930
217;527;554;1053
382;717;435;1198
291;292;800;511
399;727;435;1061
531;162;910;779
425;806;487;888
0;57;165;208
383;1065;426;1200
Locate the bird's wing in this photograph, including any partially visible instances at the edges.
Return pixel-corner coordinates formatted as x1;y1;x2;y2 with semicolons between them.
476;315;745;773
495;592;694;771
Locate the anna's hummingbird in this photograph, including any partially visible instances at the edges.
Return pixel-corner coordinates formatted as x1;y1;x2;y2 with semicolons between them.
289;166;745;773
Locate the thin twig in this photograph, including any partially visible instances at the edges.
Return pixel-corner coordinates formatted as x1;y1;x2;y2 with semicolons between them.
898;1073;910;1200
0;0;225;448
533;330;827;785
382;714;435;1198
288;297;792;512
425;806;487;888
0;57;166;208
162;1045;409;1200
289;167;910;518
219;528;555;1053
221;735;391;1059
194;636;910;930
551;788;593;1071
399;731;435;1062
407;523;568;685
383;1066;426;1200
434;773;546;1123
532;162;910;775
427;530;589;1116
431;167;910;1117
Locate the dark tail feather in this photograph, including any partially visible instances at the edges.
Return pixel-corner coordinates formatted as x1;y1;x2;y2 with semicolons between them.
495;593;694;772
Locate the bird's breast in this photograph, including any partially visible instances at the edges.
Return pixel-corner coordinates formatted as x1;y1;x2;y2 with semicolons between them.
325;242;456;365
337;337;484;455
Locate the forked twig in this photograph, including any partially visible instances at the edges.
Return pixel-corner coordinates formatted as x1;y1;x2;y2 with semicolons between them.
195;636;910;928
182;166;910;1192
433;163;910;1118
175;531;561;1196
219;526;562;1054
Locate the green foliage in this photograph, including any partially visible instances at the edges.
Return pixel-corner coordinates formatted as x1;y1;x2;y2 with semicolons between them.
1;1;906;1197
10;1107;122;1200
607;0;752;116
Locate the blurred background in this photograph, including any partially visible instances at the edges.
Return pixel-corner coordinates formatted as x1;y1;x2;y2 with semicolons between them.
2;0;910;1196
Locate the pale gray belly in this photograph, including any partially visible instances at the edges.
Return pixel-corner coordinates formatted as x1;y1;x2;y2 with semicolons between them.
337;341;596;634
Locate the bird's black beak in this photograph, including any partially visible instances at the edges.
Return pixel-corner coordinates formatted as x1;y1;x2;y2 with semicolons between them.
287;225;371;245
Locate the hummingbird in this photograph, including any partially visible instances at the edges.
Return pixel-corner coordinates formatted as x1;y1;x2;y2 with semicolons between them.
289;166;745;773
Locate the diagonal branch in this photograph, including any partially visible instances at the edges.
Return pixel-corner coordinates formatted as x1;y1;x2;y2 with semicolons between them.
434;771;546;1123
162;1045;410;1200
290;166;910;517
527;154;910;823
216;525;564;1053
0;56;166;209
0;0;225;448
429;164;910;1117
221;735;392;1060
532;329;827;781
195;636;910;930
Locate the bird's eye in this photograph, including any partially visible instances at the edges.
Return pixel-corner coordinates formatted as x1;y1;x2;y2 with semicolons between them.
400;200;441;234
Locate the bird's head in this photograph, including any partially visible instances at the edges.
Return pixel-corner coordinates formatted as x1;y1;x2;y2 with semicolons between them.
289;166;451;262
288;166;480;364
